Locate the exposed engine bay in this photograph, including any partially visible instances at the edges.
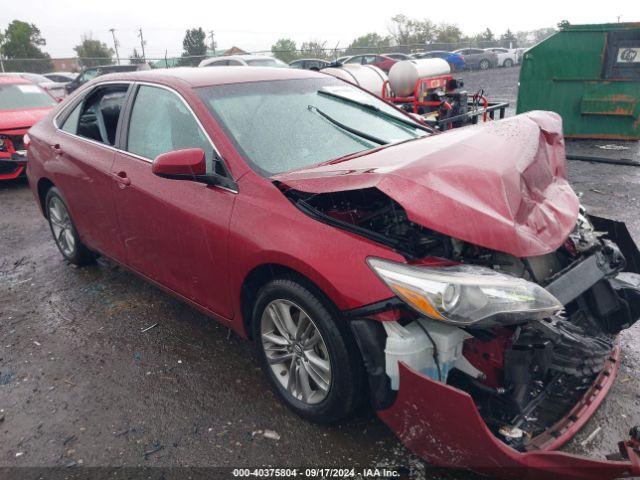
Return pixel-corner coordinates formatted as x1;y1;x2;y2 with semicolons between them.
283;185;640;451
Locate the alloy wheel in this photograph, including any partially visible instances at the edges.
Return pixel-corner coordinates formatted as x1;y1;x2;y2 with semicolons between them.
260;299;332;405
48;197;76;257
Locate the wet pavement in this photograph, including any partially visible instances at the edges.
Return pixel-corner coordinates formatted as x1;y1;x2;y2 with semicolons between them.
1;66;640;477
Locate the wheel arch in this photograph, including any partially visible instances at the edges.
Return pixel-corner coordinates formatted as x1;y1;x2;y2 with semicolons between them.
36;177;55;218
240;262;343;340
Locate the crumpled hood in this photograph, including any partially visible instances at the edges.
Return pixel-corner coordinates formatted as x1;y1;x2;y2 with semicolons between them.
0;107;53;132
273;111;579;258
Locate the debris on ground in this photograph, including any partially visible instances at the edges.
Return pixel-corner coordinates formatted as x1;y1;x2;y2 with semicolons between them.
143;443;163;459
263;430;281;441
581;426;602;447
141;323;158;333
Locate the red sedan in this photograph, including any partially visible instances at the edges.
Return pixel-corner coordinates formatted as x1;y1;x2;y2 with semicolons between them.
26;67;640;479
0;76;56;180
343;54;398;73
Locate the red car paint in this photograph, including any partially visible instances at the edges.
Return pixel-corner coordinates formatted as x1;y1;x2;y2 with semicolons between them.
379;348;640;480
274;110;579;258
24;68;639;478
0;77;54;180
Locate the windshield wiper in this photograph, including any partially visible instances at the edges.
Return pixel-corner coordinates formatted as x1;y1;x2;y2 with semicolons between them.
307;105;388;146
317;89;431;133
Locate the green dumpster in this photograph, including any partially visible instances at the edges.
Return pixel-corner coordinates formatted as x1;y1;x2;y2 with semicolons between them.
517;22;640;140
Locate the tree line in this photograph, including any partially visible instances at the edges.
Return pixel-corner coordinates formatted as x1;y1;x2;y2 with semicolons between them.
0;16;560;73
271;15;559;63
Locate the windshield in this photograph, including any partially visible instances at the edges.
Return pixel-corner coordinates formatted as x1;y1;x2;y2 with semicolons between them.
0;83;56;110
246;58;287;68
198;78;427;176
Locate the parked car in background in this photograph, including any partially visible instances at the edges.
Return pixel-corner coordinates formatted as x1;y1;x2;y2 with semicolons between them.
515;47;528;64
25;66;640;480
452;48;498;70
335;56;351;65
484;47;518;67
344;54;397;73
65;64;150;94
199;55;288;68
0;76;56;180
289;58;331;71
384;53;412;61
44;72;78;83
412;50;465;71
1;72;66;101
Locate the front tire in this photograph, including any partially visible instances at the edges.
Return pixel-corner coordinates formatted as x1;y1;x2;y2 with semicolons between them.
503;58;513;68
252;278;365;424
45;187;95;265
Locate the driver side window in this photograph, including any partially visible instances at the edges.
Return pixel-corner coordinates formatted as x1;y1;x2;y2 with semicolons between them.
126;85;216;173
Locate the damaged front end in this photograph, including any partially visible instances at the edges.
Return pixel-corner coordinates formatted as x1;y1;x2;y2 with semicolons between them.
274;112;640;478
350;210;640;480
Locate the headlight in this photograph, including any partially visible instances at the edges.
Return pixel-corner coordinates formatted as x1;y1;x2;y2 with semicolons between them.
367;258;562;327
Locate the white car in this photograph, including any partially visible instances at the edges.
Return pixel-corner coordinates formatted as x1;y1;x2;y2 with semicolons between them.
199;55;288;68
484;48;518;67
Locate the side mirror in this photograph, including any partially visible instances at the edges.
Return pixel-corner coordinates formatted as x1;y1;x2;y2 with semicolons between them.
151;148;237;191
152;148;207;181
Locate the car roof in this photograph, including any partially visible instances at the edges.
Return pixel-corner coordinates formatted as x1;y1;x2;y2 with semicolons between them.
205;55;278;62
96;66;321;88
0;75;31;85
291;58;328;62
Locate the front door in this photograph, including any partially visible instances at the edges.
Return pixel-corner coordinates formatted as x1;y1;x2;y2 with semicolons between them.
111;84;235;319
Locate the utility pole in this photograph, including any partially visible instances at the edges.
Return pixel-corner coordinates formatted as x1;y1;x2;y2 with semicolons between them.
138;28;146;61
109;28;120;65
208;30;216;56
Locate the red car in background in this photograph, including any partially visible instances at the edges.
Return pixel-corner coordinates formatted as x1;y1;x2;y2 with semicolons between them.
0;76;57;180
343;54;398;72
25;67;640;479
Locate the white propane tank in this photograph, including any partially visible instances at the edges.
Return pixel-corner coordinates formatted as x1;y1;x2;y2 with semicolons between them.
321;64;388;96
388;58;451;97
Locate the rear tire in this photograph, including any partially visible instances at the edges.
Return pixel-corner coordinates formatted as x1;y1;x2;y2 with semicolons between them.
479;59;490;70
504;59;513;68
252;278;366;424
45;187;95;265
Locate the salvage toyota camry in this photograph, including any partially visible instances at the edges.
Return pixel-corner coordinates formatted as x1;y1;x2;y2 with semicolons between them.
26;67;640;479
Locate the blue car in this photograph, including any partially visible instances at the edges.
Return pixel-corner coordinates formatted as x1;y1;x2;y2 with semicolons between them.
413;50;465;71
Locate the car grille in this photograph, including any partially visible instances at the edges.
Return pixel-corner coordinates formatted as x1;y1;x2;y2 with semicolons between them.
0;161;20;175
8;135;24;151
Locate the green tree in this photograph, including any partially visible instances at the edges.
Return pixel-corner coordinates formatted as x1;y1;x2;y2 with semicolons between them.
129;48;145;65
345;32;390;55
500;29;517;48
74;35;113;68
179;27;207;66
388;14;436;46
433;23;463;45
1;20;52;73
299;40;328;59
532;27;557;43
557;20;570;30
271;38;298;63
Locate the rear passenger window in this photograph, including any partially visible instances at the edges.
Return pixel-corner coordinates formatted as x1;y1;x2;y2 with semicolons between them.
61;103;81;134
126;85;215;172
76;86;128;146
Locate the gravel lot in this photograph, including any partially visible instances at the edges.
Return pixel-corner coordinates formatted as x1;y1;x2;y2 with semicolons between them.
1;65;640;478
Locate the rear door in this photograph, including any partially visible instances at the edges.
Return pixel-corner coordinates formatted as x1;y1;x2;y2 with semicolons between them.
52;83;130;261
111;83;235;318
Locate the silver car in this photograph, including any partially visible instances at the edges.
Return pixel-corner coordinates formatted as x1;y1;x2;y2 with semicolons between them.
199;55;288;68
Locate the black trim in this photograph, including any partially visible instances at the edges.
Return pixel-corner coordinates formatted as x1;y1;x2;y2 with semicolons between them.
349;319;396;410
343;297;404;319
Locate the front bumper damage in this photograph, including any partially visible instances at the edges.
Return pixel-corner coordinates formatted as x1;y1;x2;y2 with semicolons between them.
0;132;28;180
350;215;640;479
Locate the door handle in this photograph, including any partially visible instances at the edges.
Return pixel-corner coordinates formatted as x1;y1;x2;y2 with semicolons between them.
112;171;131;188
50;144;63;154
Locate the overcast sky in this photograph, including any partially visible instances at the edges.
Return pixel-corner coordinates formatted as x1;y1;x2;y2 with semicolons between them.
2;0;637;59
